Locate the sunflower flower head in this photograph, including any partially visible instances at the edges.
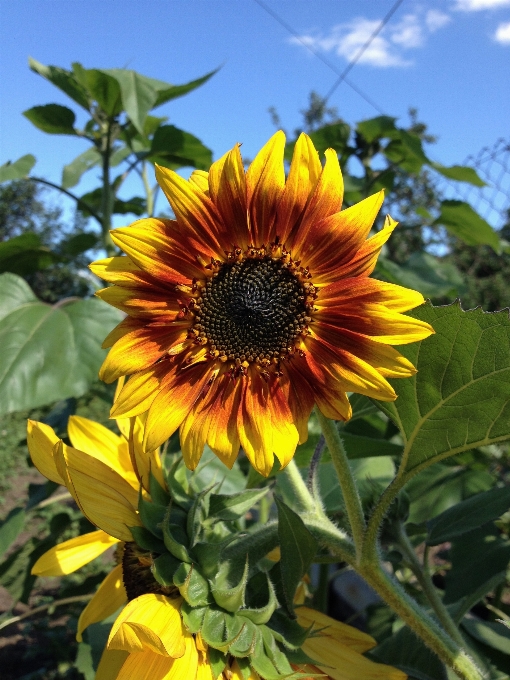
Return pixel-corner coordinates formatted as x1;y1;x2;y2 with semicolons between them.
91;130;433;477
27;415;406;680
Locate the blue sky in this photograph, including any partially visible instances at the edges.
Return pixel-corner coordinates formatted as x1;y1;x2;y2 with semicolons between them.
0;0;509;223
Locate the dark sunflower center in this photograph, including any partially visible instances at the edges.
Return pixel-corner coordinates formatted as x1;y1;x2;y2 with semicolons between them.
196;257;308;363
121;542;176;601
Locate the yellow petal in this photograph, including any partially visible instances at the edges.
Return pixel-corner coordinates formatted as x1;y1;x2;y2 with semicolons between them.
108;594;186;658
116;633;198;680
111;368;162;419
297;607;376;654
31;530;119;577
67;415;138;488
189;169;210;194
55;441;141;542
96;648;129;680
27;420;64;485
77;564;127;642
128;415;166;492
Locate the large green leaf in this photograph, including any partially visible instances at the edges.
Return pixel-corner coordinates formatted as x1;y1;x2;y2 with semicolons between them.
462;619;510;655
434;200;500;252
152;68;218;108
383;130;429;174
377;252;465;299
0;154;36;183
62;147;101;189
29;57;90;110
427;485;510;545
356;116;397;143
376;303;510;476
23;104;77;135
0;273;122;415
432;163;486;187
100;69;159;135
73;65;122;117
149;125;212;170
0;233;56;275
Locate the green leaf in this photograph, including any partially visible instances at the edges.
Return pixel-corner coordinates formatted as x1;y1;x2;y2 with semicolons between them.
62;147;101;189
100;69;158;135
138;495;165;538
449;572;508;624
210;558;249;613
444;524;510;604
58;232;98;257
375;303;510;477
29;57;90;110
149;125;212;170
129;526;165;553
427;486;510;545
151;552;181;586
23;104;76;135
207;646;228;679
0;233;56;275
209;488;269;521
377;252;465;299
383;130;429;174
370;625;447;680
432;163;486;187
357;115;397;142
462;619;510;655
173;562;211;606
152;68;218;108
77;187;146;218
434;200;500;252
0;274;122;415
180;601;207;633
0;154;36;183
77;68;122;117
275;497;318;614
162;505;192;563
0;508;26;556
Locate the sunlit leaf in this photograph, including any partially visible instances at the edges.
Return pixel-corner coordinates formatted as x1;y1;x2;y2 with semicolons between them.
0;154;36;183
0;233;56;275
62;147;101;189
29;57;90;110
23;104;77;135
356;116;397;143
434;200;500;252
432;163;486;187
377;252;465;299
149;125;212;170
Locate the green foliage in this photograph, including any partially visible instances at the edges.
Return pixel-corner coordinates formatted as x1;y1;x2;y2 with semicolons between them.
0;154;36;182
435;200;501;252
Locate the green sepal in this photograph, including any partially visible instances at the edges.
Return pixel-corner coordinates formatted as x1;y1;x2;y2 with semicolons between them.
173;562;211;606
267;610;311;650
149;472;170;507
249;643;283;680
200;606;227;648
217;612;245;652
207;647;228;680
228;617;260;657
208;488;269;521
240;574;279;625
260;626;293;675
187;488;210;547
210;557;249;612
285;646;325;668
180;601;206;633
129;526;165;553
151;553;181;587
166;458;192;510
193;535;238;578
138;491;165;538
163;505;192;563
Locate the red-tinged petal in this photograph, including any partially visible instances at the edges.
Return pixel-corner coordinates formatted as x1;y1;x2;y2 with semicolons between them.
95;286;181;319
237;372;274;477
111;219;206;284
111;364;168;419
267;376;299;469
317;276;425;313
334;215;397;279
155;164;227;257
206;375;242;469
90;256;156;288
288;148;343;254
313;323;417;378
102;318;144;350
144;363;214;452
316;304;434;344
246;131;286;246
209;144;249;250
100;324;188;384
297;191;384;278
308;335;396;401
281;359;316;443
275;132;321;244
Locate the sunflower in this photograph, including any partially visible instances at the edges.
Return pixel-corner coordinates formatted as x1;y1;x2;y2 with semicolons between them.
27;416;406;680
91;130;433;477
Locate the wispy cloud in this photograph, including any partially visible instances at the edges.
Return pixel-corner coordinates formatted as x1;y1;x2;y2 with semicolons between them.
494;20;510;41
453;0;510;11
289;11;451;69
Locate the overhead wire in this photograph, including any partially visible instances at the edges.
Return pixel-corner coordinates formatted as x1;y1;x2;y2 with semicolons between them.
253;0;407;114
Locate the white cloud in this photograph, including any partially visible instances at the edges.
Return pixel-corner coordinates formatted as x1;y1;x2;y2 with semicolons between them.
494;20;510;41
454;0;510;11
426;10;452;31
289;11;450;69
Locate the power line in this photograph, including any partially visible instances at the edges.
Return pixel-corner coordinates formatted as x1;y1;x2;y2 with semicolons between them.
323;0;406;103
253;0;387;114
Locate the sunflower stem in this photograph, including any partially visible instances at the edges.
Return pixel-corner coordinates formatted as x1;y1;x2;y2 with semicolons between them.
315;408;366;560
282;459;316;513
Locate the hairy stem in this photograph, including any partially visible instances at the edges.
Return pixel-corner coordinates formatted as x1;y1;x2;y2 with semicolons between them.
315;409;366;559
283;459;316;513
396;522;464;646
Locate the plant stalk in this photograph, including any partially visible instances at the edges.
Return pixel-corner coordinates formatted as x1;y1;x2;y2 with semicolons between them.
283;459;317;513
315;408;366;559
101;121;115;256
